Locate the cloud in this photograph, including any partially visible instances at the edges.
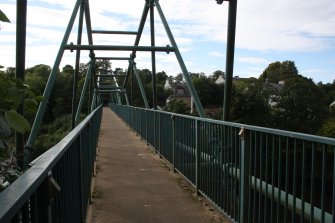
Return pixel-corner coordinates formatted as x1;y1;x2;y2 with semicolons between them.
1;0;334;82
150;0;335;52
209;51;225;57
236;57;268;65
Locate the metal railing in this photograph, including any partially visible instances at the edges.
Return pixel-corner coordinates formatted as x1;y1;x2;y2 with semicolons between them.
0;105;102;223
110;104;335;223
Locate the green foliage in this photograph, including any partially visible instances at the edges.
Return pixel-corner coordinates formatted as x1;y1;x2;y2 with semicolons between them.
34;114;72;157
0;73;39;161
5;110;30;134
259;60;298;83
165;99;188;114
125;68;170;108
318;80;335;105
0;9;10;23
192;74;224;106
230;79;272;126
273;75;328;134
318;118;335;138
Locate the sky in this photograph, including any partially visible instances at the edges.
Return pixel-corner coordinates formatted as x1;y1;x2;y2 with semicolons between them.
0;0;334;83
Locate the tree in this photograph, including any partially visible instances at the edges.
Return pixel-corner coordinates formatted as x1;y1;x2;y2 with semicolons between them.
259;60;298;83
0;9;10;31
273;75;328;134
0;72;40;182
166;99;187;114
209;70;225;82
175;73;183;82
317;80;335;105
318;118;335;138
230;79;272;126
0;9;10;23
192;74;223;106
96;59;111;73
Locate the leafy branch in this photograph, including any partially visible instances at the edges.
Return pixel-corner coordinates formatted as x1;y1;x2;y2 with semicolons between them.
0;9;10;23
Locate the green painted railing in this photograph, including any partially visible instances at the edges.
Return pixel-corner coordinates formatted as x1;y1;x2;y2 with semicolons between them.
0;105;102;223
110;104;335;223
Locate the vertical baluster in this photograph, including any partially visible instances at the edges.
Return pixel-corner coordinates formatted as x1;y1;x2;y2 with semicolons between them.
332;146;335;223
264;134;269;223
301;141;306;223
277;137;282;223
258;133;263;223
247;131;253;223
224;125;228;211
292;139;297;222
196;119;200;194
234;127;238;219
310;143;316;222
270;135;275;222
253;132;257;223
284;138;289;223
239;127;250;223
321;145;327;223
22;202;30;223
230;126;233;217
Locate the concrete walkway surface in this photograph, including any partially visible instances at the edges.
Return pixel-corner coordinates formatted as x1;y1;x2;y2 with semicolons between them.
89;108;230;223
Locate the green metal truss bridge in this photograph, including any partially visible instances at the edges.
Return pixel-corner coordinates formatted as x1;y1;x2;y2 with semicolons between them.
1;0;335;223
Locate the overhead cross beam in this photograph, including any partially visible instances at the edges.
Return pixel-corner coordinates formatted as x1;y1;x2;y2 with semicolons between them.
216;0;231;4
64;44;175;52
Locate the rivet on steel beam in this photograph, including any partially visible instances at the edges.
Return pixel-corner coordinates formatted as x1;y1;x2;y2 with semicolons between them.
166;44;171;54
69;42;74;52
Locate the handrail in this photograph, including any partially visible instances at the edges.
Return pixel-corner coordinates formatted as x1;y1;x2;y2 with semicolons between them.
0;105;103;222
113;104;335;145
110;103;335;223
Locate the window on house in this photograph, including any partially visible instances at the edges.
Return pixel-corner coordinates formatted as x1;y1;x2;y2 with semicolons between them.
177;88;184;95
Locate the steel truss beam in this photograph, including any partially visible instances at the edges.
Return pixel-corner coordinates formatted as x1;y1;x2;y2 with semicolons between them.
65;44;175;52
25;0;209;162
92;30;138;35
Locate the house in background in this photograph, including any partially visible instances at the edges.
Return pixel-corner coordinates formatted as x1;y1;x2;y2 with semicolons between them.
166;82;192;109
215;74;225;84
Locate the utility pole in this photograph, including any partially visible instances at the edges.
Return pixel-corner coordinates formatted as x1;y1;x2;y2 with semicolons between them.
16;0;27;169
149;0;157;109
217;0;237;121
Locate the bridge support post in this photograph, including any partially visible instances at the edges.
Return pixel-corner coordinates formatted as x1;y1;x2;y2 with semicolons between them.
172;115;176;172
146;110;149;145
75;61;93;125
16;0;27;170
195;120;200;195
223;0;237;121
158;112;162;158
133;62;150;108
149;0;157;110
71;2;85;130
239;127;250;223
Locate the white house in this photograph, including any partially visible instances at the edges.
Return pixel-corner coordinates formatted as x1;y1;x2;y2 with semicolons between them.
215;75;225;84
164;79;172;90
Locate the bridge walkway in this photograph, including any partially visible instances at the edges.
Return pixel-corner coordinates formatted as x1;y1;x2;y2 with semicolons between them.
88;108;229;223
